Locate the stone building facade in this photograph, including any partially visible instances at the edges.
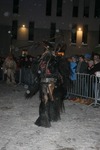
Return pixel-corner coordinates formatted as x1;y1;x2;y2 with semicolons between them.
0;0;100;57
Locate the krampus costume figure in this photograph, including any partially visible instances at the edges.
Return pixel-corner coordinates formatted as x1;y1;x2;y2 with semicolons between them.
25;47;71;127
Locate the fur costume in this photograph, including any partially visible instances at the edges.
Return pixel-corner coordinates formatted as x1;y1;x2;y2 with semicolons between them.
25;49;71;127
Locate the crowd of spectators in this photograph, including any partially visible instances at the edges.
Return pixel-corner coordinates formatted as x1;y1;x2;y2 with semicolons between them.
68;53;100;100
0;52;100;85
69;53;100;79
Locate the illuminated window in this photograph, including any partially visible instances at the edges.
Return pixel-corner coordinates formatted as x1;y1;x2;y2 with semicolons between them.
56;52;64;56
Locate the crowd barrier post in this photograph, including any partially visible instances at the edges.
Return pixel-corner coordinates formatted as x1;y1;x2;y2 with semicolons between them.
18;68;22;84
93;74;100;107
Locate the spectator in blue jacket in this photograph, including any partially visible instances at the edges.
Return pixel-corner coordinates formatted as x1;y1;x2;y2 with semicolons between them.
70;56;77;83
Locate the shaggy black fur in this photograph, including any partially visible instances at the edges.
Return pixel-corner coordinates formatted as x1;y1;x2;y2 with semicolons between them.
34;80;66;127
25;55;71;128
35;101;51;127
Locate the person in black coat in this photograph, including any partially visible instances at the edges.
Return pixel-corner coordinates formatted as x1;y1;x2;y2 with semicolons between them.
89;54;100;75
76;55;88;97
76;55;88;74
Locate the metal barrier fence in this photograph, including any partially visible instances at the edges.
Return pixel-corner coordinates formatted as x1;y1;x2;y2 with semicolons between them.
67;73;100;107
0;67;34;85
0;69;100;106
